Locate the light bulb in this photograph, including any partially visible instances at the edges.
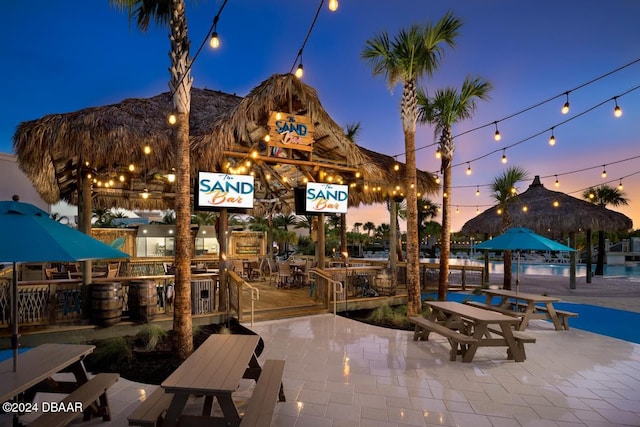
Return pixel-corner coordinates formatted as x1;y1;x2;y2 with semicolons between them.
618;180;623;190
501;153;507;164
328;0;338;11
128;164;135;172
614;104;622;117
466;163;472;175
144;145;151;155
549;129;556;146
601;166;607;178
435;148;441;159
141;189;149;199
554;176;559;187
522;205;528;212
167;173;176;183
562;92;570;114
209;31;220;49
435;176;440;184
494;129;501;141
476;186;480;196
393;163;400;171
119;175;125;182
295;63;304;78
168;113;177;125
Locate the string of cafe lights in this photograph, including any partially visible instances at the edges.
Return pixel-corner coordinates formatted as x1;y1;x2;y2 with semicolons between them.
385;56;640;160
289;0;339;79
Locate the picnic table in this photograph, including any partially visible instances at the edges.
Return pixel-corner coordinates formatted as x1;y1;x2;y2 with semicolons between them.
418;301;531;362
0;343;118;425
479;288;577;330
160;334;276;427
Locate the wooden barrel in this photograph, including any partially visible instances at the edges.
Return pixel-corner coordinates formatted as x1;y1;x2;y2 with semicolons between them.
128;280;158;322
375;273;392;296
91;282;122;326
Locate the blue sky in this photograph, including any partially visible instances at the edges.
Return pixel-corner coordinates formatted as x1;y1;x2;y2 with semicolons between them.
3;0;639;232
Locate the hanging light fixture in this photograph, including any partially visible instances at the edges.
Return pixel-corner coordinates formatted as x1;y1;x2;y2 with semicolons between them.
435;147;441;159
466;163;472;175
167;113;177;125
548;128;556;146
493;121;501;141
561;91;570;114
501;149;507;164
209;31;220;49
328;0;339;11
554;175;560;187
613;97;622;117
295;62;304;78
618;179;623;190
601;165;607;178
475;186;480;196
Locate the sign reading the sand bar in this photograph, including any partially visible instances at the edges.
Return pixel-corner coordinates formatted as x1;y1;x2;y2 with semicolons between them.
306;183;348;214
196;172;254;210
267;112;314;152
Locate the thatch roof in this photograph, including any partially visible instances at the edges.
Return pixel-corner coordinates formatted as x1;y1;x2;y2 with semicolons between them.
13;73;437;214
461;176;633;235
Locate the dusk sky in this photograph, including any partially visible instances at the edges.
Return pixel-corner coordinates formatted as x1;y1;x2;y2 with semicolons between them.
3;0;639;233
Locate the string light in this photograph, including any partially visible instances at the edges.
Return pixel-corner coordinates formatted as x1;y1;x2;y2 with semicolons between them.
553;200;560;207
209;31;220;49
466;163;472;175
554;175;560;187
548;127;556;146
435;147;441;159
328;0;339;11
493;122;501;141
522;205;528;212
618;179;624;190
501;149;507;164
475;186;480;196
601;165;607;178
613;97;623;117
562;92;570;114
295;61;304;79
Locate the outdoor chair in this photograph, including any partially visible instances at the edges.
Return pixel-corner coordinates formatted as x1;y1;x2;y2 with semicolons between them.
276;262;293;288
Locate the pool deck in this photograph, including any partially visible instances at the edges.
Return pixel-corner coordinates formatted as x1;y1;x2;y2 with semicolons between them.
3;274;640;427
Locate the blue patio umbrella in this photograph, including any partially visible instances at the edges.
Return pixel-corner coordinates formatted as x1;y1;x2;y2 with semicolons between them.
0;197;129;371
474;227;576;291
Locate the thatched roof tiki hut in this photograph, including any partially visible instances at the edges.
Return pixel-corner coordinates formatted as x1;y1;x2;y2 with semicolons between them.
461;176;632;288
14;73;438;268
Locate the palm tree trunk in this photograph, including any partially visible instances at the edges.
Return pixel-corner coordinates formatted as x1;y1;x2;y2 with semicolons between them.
438;156;451;301
402;80;420;316
169;0;193;360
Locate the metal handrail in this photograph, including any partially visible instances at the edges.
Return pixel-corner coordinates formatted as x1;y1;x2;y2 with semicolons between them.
309;269;344;316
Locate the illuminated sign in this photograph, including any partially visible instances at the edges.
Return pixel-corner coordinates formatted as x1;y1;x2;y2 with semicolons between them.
196;172;254;209
267;112;314;152
305;183;348;214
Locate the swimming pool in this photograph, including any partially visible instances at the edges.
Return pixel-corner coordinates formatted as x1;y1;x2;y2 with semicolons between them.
420;258;640;279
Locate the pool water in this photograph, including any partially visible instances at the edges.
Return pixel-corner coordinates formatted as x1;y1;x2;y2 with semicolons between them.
420;258;640;279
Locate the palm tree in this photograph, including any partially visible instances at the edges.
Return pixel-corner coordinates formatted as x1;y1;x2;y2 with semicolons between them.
274;214;300;255
191;212;217;225
363;221;376;238
362;12;462;315
162;210;177;224
582;185;629;275
293;215;314;235
92;208;114;228
418;75;492;300
489;166;529;290
111;0;194;359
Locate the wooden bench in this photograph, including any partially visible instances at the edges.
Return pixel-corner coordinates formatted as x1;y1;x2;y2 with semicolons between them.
29;373;119;427
128;387;174;427
532;305;579;330
408;316;479;361
487;327;536;360
239;359;286;427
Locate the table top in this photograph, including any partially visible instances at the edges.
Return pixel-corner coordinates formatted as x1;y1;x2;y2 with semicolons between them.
426;301;520;324
0;343;95;402
162;334;259;396
481;288;560;302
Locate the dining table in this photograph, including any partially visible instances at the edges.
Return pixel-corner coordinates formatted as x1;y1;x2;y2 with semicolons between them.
424;301;526;362
161;334;262;427
481;288;563;330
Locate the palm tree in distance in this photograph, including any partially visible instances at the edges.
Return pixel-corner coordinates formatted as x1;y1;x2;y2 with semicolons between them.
111;0;194;359
418;75;492;300
489;166;529;290
582;185;629;275
362;12;462;315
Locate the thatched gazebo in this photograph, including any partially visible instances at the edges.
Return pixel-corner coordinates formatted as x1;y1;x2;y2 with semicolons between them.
13;73;436;213
461;176;633;287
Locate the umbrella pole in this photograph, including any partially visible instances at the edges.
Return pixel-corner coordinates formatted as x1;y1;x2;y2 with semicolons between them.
516;252;520;295
11;262;19;372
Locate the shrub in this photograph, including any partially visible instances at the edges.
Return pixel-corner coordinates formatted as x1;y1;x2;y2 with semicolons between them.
134;324;168;351
90;336;132;367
